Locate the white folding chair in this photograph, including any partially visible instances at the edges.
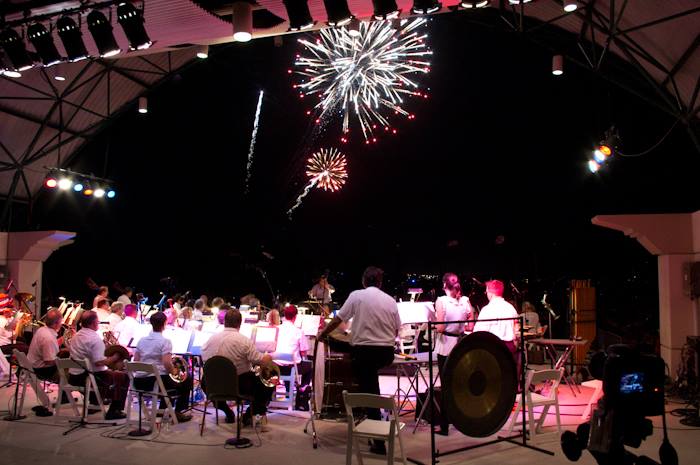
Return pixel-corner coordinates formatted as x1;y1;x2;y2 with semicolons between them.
12;350;51;415
54;358;106;419
343;390;407;465
125;361;178;432
508;368;563;439
270;352;298;411
398;325;418;354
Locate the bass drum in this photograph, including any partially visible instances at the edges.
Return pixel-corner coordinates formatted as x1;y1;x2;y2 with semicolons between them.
312;335;358;420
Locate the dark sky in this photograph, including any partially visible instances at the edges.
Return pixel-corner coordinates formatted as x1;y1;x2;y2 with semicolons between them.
25;13;698;333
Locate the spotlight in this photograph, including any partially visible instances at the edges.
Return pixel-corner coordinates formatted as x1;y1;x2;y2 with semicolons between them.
587;160;601;173
138;96;147;114
87;10;121;58
552;54;563;76
83;187;94;196
347;17;361;37
73;183;84;192
195;44;209;59
0;28;34;71
563;0;578;12
461;0;490;7
508;0;532;4
412;0;441;14
27;23;62;67
45;177;58;188
0;53;22;77
283;0;315;31
117;1;152;50
106;190;116;199
323;0;353;26
372;0;400;19
593;126;621;165
93;188;106;198
57;178;73;190
56;16;89;62
232;2;253;42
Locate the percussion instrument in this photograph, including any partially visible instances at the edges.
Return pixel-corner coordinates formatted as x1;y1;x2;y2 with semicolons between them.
313;334;358;419
442;331;517;438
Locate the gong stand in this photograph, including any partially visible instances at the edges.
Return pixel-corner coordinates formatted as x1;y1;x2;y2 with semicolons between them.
407;317;553;465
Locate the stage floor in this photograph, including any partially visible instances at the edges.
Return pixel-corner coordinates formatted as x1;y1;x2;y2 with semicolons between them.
0;372;696;465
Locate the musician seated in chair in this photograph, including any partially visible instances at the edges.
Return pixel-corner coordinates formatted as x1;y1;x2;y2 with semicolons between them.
202;305;274;425
68;311;130;420
27;308;64;383
1;311;28;355
115;304;139;347
133;312;193;423
272;305;311;389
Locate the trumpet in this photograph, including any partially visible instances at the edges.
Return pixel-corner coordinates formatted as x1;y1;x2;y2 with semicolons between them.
254;361;280;388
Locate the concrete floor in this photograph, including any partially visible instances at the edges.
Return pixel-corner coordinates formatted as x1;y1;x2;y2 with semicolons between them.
0;372;696;465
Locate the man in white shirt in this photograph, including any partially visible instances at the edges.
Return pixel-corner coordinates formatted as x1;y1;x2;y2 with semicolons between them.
473;280;519;358
117;287;133;306
114;304;139;347
134;312;192;422
68;311;129;420
93;286;109;309
319;266;401;455
93;299;112;325
27;308;63;381
273;305;312;401
202;306;273;424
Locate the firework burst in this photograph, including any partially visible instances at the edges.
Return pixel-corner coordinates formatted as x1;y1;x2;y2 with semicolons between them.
287;148;348;218
293;18;432;143
306;147;348;192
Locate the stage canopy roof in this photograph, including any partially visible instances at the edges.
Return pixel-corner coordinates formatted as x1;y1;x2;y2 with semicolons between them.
1;0;698;207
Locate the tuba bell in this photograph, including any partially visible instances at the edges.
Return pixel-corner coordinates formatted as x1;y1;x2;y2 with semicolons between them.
254;361;281;388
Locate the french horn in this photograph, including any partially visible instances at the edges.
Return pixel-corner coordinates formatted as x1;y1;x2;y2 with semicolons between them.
254;362;281;388
169;355;189;383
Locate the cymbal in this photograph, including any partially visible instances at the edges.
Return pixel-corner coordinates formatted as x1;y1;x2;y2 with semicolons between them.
442;331;517;438
16;292;35;303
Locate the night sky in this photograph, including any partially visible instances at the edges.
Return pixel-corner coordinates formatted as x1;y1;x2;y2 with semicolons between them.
22;13;699;337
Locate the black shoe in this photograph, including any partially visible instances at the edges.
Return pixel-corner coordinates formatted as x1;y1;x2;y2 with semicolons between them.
33;406;53;417
176;412;192;423
242;412;252;427
434;427;449;436
369;441;387;455
87;408;101;415
105;411;127;420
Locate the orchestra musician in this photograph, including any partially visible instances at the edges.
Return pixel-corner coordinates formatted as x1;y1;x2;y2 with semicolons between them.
309;275;334;316
473;280;519;363
133;312;193;423
92;286;109;309
272;305;311;395
107;301;125;331
115;304;139;347
434;272;473;436
318;266;401;456
1;309;28;355
117;287;133;305
201;306;274;426
93;298;111;324
68;311;129;420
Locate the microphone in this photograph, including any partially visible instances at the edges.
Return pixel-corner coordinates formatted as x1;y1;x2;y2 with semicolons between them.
5;279;13;292
510;282;521;295
471;277;483;285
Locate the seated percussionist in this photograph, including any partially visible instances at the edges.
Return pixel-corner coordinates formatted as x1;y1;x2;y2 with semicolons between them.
68;310;129;420
133;312;193;423
202;305;274;425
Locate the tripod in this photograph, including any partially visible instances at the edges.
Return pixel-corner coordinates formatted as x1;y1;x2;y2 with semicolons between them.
3;366;26;421
63;374;117;435
128;390;151;436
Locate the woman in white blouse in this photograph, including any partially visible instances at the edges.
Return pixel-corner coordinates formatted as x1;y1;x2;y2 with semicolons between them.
434;272;473;436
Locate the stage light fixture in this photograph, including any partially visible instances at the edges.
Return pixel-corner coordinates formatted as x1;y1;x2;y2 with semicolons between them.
73;182;84;192
323;0;353;26
57;178;73;190
87;9;121;58
412;0;441;14
347;17;361;37
57;16;89;62
508;0;532;4
552;54;563;75
117;1;152;50
0;53;22;77
27;23;62;67
106;189;116;199
93;188;106;198
372;0;400;19
138;96;148;114
587;160;600;173
0;28;34;71
45;177;58;188
563;0;578;12
232;2;253;42
83;187;94;196
460;0;490;7
195;44;209;58
283;0;315;31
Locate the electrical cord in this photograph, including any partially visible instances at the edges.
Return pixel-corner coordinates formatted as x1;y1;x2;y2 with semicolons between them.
617;119;679;157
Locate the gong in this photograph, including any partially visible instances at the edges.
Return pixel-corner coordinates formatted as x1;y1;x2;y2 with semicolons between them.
442;331;517;438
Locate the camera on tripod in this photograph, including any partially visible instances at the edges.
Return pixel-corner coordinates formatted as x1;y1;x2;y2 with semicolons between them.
561;344;677;465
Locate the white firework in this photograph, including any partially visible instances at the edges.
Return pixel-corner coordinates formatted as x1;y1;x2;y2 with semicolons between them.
293;18;432;143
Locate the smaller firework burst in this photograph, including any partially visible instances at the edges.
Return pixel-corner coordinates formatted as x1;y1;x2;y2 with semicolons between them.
306;148;348;192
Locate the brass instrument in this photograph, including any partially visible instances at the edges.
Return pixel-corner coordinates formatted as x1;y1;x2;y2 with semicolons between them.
169;355;189;383
254;361;281;388
103;330;120;347
102;330;130;370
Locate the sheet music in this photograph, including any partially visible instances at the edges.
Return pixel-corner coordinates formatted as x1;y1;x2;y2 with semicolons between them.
163;327;194;354
253;326;278;353
397;301;435;325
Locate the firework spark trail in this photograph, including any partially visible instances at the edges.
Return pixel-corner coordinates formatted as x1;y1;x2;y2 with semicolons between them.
293;18;432;143
287;175;320;218
244;90;264;193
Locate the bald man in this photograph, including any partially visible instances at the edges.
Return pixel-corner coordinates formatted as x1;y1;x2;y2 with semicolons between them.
27;308;64;383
